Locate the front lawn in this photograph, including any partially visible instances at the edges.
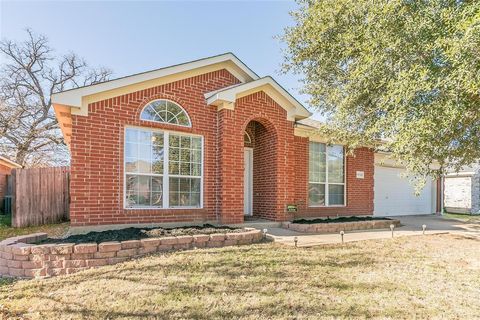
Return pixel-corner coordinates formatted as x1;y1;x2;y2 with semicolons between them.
1;234;479;319
443;212;480;223
0;214;68;241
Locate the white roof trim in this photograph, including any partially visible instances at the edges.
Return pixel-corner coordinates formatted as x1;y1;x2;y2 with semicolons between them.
445;172;475;177
204;76;312;120
51;53;259;109
0;156;22;168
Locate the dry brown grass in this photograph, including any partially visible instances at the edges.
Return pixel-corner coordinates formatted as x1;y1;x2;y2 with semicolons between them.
1;234;479;319
0;219;68;241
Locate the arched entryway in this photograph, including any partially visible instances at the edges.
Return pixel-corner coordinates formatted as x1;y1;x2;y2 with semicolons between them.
243;118;278;220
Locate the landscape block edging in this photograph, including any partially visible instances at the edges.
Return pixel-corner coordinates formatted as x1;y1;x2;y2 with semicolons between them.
0;228;263;279
282;219;401;233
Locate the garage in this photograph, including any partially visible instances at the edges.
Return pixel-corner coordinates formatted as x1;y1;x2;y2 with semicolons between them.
374;160;438;216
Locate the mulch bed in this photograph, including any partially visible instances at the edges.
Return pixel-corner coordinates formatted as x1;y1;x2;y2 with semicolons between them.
292;216;393;224
38;224;244;244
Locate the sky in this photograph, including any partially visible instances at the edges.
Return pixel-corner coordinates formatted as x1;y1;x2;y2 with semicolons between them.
1;0;320;118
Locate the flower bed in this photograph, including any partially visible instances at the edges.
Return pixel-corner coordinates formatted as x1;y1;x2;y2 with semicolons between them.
292;216;394;224
283;217;401;233
0;228;262;279
39;225;246;244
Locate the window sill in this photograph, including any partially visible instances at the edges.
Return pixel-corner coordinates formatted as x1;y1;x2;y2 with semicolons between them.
308;205;347;208
124;206;203;210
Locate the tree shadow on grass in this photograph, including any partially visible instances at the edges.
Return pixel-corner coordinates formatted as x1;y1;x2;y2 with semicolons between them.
5;292;168;319
16;280;403;320
449;234;480;241
0;242;437;319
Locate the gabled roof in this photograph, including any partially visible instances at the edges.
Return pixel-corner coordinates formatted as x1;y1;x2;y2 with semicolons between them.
205;76;312;120
0;156;22;169
51;53;259;116
52;53;313;145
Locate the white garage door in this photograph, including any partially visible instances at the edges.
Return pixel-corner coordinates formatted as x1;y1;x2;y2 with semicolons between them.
374;166;433;216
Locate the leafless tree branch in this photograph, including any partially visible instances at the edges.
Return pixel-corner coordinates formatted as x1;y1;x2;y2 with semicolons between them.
0;29;113;167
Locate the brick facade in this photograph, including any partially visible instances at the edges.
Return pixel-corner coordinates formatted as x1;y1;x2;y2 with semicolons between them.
70;69;239;226
69;68;374;227
294;138;374;218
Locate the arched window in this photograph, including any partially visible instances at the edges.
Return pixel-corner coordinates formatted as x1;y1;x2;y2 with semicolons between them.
140;99;191;127
244;132;252;144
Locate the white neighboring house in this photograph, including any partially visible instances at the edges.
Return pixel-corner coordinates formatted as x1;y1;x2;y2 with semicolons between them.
444;163;480;214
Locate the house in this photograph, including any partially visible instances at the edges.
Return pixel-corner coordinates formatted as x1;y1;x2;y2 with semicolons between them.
0;156;21;213
51;53;441;228
444;164;480;214
298;120;442;217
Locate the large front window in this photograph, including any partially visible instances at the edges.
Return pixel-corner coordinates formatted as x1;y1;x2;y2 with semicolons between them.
125;127;202;208
308;142;345;206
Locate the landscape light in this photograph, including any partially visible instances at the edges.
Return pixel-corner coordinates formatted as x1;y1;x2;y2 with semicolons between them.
262;228;268;239
340;230;345;244
422;224;427;235
390;224;395;238
294;236;298;248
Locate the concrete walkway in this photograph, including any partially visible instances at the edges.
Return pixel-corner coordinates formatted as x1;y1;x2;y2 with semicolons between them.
267;215;480;247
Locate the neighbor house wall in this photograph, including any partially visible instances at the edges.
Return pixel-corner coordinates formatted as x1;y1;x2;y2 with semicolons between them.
472;171;480;214
293;137;374;218
0;164;12;212
444;175;472;213
444;171;480;214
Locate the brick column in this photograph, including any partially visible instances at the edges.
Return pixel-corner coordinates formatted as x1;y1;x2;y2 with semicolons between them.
217;109;244;224
275;120;296;221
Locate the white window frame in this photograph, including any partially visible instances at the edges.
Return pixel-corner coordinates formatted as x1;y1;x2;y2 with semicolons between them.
244;132;252;144
140;99;192;128
308;142;347;207
123;125;204;210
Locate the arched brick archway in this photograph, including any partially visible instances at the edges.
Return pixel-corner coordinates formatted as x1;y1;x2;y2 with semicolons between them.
243;118;278;220
217;91;296;224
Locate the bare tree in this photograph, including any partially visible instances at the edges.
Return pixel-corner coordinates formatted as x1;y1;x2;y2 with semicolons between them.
0;29;112;167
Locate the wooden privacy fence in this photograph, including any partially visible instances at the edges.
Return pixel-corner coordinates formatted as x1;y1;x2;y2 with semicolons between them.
12;166;70;227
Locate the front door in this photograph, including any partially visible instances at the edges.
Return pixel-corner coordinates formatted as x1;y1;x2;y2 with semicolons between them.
244;148;253;216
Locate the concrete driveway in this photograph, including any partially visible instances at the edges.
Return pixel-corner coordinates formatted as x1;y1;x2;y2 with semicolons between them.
267;215;480;247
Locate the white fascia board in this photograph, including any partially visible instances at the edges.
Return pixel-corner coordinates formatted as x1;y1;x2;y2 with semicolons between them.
375;152;441;171
51;53;259;108
294;123;318;131
205;76;312;120
205;91;236;106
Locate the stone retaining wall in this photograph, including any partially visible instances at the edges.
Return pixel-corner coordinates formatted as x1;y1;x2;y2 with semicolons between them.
282;219;401;233
0;228;262;279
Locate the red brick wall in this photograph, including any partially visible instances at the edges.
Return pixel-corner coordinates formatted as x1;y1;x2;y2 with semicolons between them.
217;92;296;223
293;138;374;218
70;69;240;226
69;68;374;226
252;120;277;220
0;164;12;212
